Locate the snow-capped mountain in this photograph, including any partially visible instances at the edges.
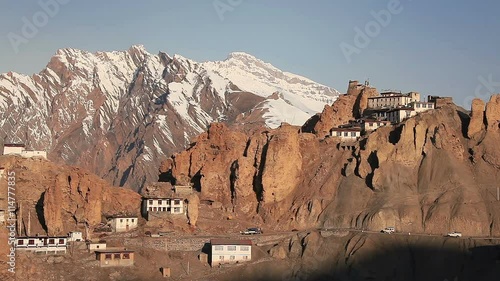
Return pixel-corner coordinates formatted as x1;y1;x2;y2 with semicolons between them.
0;45;339;190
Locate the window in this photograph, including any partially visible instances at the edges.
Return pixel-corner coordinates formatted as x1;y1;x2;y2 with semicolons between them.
167;207;171;212
149;200;153;205
126;219;129;222
344;132;348;137
227;246;236;251
336;132;341;137
123;253;130;259
230;255;235;260
351;132;357;137
240;246;249;251
28;240;34;245
214;246;223;251
174;199;180;205
149;207;153;211
163;207;167;212
158;199;162;205
153;207;157;211
120;219;123;223
59;239;65;244
174;207;180;213
105;254;112;260
166;199;170;205
219;256;225;261
96;245;100;249
131;219;135;223
18;240;23;245
114;253;121;259
49;239;54;244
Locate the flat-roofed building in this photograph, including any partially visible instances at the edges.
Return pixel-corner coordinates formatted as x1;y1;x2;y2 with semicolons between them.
330;127;362;140
95;249;134;267
361;119;392;132
210;239;252;267
110;217;138;232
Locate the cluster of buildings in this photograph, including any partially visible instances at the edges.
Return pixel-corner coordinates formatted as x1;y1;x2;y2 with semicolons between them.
2;143;47;159
330;80;448;141
10;182;251;269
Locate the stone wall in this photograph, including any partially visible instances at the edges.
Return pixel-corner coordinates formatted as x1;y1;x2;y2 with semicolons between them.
120;233;296;252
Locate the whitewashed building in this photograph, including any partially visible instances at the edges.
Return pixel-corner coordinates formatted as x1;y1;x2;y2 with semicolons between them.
361;119;392;132
21;150;47;159
144;198;184;215
367;92;420;109
210;239;252;267
330;127;362;140
2;144;47;159
3;144;25;155
68;231;83;242
15;236;68;253
409;101;435;113
387;108;416;123
110;217;138;232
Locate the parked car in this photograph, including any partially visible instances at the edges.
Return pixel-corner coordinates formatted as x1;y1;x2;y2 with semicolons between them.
381;227;395;234
447;231;462;238
240;227;262;235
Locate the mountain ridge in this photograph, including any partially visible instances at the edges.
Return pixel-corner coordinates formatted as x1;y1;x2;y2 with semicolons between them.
0;45;339;190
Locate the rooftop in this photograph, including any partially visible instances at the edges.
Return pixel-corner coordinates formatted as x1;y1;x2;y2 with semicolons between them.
210;239;252;246
4;144;25;147
330;127;362;132
95;249;134;254
17;236;69;239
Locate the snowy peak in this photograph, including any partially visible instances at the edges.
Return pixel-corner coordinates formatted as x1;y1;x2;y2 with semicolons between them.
0;45;339;190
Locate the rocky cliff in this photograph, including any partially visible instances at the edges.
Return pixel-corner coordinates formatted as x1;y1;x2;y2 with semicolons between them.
0;156;141;236
165;94;500;236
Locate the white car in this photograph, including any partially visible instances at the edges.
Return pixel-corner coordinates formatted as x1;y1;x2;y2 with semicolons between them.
447;231;462;238
381;227;395;234
240;228;262;235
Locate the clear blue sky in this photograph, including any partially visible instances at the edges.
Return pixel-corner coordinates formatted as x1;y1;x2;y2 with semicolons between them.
1;0;500;108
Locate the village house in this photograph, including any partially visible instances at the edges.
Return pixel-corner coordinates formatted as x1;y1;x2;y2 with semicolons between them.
95;249;134;267
409;101;435;113
367;92;420;109
141;182;192;220
2;144;47;159
330;127;362;140
210;239;252;267
361;119;392;132
387;107;416;124
15;236;68;254
109;216;138;232
3;144;25;155
144;198;184;215
68;231;83;242
87;242;107;253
